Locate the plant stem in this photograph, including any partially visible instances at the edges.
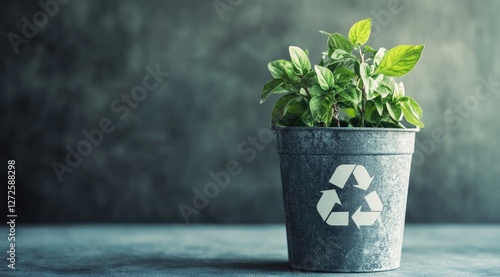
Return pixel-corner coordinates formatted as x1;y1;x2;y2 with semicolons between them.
358;47;365;64
358;48;366;127
360;80;366;127
333;104;340;127
304;88;311;99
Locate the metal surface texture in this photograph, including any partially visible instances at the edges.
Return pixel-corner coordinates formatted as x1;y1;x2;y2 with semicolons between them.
275;127;417;272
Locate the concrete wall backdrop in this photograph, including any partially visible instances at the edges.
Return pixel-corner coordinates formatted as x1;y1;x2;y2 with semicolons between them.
1;0;500;223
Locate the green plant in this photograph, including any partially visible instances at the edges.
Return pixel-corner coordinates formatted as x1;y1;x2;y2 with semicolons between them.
260;18;425;128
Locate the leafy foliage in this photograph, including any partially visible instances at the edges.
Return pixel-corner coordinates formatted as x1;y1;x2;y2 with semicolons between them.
260;18;425;128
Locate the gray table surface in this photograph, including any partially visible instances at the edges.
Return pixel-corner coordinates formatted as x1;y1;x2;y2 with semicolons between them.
0;224;499;276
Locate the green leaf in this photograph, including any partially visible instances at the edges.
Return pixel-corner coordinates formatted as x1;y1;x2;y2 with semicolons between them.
289;46;311;76
364;45;377;53
393;82;405;101
267;60;287;79
400;97;424;128
348;18;372;46
372;47;387;71
330;49;347;60
337;85;360;105
260;79;289;104
328;33;353;53
401;96;423;118
373;97;384;116
309;94;334;121
330;49;356;61
321;106;333;127
386;102;402;121
364;100;382;124
359;62;371;96
334;67;355;78
334;68;356;86
285;97;307;116
375;45;424;77
375;82;392;98
401;105;424;128
362;69;393;100
300;70;317;88
267;60;299;82
278;97;308;126
314;65;335;91
271;94;296;126
308;84;324;97
373;74;393;98
343;107;357;118
301;108;316;127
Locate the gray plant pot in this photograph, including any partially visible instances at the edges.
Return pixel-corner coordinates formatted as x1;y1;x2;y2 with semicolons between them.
274;127;418;272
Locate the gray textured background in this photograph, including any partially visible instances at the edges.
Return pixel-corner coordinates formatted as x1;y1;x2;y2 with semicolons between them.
1;0;499;223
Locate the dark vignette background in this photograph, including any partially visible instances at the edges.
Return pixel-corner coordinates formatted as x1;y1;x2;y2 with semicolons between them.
1;0;499;223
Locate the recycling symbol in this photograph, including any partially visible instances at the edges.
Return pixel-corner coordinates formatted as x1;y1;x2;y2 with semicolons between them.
316;164;383;228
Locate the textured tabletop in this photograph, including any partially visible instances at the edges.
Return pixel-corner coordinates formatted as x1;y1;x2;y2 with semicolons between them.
1;224;499;276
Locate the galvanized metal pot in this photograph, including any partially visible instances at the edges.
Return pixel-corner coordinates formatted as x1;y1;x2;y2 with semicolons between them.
274;127;418;272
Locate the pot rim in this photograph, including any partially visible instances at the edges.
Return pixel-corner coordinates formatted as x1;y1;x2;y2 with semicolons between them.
272;126;420;132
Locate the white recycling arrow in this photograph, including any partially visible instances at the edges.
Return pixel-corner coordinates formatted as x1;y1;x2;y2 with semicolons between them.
326;211;349;226
316;190;349;226
351;207;381;229
352;165;374;190
351;191;383;229
328;164;356;189
364;191;383;211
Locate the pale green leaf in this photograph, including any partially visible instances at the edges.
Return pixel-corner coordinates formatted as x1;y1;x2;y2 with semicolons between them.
402;96;423;118
376;44;424;77
372;47;387;71
401;104;424;128
348;18;372;46
330;49;356;61
314;65;335;91
359;62;371;96
393;82;405;101
289;46;311;76
373;74;393;98
386;102;402;121
400;97;424;128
